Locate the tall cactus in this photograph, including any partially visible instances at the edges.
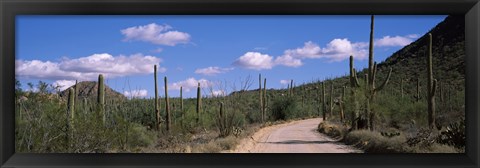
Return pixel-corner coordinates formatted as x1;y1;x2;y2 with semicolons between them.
349;55;360;129
67;88;75;139
74;80;78;112
322;82;326;121
68;88;75;121
66;87;75;151
259;74;263;123
329;82;334;118
164;76;171;132
196;82;201;124
180;86;184;127
290;80;294;96
263;78;267;122
340;85;345;122
302;86;306;108
400;78;404;98
218;102;225;136
365;15;393;130
97;74;105;125
154;65;161;131
364;73;370;129
427;33;437;129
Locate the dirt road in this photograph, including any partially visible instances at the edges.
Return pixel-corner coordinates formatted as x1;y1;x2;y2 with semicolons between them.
230;118;361;153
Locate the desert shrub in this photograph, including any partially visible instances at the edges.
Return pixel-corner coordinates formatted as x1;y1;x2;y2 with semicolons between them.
436;119;465;149
214;136;238;150
411;143;460;153
344;130;411;153
317;121;347;139
126;123;157;148
270;96;297;121
16;93;69;153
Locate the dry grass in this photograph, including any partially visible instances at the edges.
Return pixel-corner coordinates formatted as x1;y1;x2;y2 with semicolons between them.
317;121;348;139
344;130;411;153
317;121;462;153
343;129;461;153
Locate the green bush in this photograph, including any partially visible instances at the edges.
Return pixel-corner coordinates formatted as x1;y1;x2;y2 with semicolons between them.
270;96;298;121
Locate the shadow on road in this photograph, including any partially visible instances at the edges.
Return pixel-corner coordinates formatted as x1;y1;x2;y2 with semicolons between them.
262;140;343;145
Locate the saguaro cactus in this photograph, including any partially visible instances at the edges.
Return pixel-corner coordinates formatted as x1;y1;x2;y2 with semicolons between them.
196;82;202;124
427;33;437;129
154;65;161;131
329;82;334;117
340;86;345;122
97;74;105;124
349;55;360;129
290;79;293;96
74;80;78;111
365;15;393;130
259;74;263;123
67;88;75;132
180;86;184;127
218;102;225;135
66;87;75;150
263;78;267;122
164;76;171;132
315;86;321;117
322;82;327;121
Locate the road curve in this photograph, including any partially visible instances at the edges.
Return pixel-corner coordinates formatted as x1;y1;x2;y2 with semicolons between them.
230;118;361;153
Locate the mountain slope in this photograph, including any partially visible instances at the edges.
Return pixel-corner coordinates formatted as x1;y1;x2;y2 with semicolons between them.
376;15;465;89
59;81;126;100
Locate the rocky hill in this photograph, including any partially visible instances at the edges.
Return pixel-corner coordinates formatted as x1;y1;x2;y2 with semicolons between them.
59;81;126;100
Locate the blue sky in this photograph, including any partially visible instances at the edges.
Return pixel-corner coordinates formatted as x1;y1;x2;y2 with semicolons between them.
16;15;447;98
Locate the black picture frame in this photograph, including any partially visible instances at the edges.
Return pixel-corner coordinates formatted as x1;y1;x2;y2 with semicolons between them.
1;0;479;167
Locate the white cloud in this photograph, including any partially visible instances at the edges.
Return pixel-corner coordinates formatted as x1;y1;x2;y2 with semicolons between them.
234;34;416;69
123;89;148;98
211;90;226;97
375;35;414;47
233;52;274;70
168;77;213;92
274;55;303;67
121;23;191;46
194;66;234;76
276;39;367;64
52;80;77;91
320;39;368;62
284;41;322;59
280;80;290;85
16;53;164;81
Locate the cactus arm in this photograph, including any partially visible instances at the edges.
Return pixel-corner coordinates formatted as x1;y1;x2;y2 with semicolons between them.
432;79;437;96
374;68;393;92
